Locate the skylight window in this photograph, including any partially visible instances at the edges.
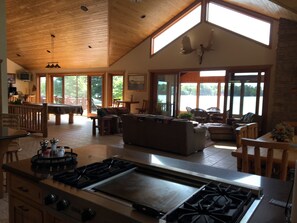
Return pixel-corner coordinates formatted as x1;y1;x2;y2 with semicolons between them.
151;4;201;55
207;2;271;45
200;70;226;77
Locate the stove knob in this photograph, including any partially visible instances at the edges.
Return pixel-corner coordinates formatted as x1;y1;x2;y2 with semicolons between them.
81;208;96;222
56;199;70;211
44;194;58;205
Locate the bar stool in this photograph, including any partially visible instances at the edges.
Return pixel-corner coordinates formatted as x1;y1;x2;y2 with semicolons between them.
99;116;112;136
88;114;99;135
0;113;23;192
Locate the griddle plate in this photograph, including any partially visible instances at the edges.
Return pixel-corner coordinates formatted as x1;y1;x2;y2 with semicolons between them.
92;170;201;214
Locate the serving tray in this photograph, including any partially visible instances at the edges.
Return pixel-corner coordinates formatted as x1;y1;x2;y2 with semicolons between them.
31;146;77;170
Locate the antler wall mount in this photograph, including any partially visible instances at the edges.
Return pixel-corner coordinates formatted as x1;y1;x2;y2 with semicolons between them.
199;29;215;64
180;29;215;65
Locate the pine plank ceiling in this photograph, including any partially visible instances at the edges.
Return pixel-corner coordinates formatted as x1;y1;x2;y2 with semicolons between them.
5;0;297;71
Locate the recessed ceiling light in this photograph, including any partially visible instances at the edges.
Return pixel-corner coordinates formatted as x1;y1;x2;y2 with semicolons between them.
81;5;88;12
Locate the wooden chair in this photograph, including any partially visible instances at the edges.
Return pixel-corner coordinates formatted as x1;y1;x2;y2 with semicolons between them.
191;108;209;123
112;98;124;107
0;114;22;191
246;122;258;139
186;106;192;113
235;125;248;148
240;138;291;181
234;124;256;172
0;114;22;162
136;99;148;114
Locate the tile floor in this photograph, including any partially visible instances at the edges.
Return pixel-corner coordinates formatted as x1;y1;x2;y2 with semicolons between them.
0;114;238;223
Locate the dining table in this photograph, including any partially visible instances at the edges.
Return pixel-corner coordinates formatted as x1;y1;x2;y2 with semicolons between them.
231;132;297;172
0;127;29;198
117;100;139;112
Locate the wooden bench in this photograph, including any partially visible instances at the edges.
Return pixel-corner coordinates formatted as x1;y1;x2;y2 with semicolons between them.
8;103;48;137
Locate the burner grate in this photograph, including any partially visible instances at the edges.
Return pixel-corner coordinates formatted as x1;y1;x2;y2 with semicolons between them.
53;158;135;189
164;182;253;223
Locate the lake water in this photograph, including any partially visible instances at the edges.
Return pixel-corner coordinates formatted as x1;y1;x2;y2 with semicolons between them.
158;95;263;115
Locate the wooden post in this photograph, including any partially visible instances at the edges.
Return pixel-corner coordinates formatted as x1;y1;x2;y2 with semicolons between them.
42;103;48;137
0;59;2;114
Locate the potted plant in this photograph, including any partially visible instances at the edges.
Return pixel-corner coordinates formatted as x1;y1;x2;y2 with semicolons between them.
177;112;193;120
271;122;294;142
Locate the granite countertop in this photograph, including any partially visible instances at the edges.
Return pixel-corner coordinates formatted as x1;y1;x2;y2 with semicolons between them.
3;144;293;222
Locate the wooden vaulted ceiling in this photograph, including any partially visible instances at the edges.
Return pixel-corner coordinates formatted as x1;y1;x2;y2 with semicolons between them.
6;0;297;71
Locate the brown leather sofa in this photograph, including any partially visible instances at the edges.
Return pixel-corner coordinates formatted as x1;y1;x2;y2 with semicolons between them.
206;112;262;141
121;114;206;155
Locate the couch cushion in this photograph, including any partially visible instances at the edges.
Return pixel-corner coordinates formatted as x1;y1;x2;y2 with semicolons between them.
240;112;255;122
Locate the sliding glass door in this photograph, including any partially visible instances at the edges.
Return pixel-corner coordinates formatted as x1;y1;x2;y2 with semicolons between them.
64;76;88;111
53;77;63;103
226;71;266;117
90;76;103;113
153;73;179;117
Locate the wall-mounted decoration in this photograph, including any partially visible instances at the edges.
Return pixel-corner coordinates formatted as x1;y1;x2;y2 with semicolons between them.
7;73;16;84
128;74;146;91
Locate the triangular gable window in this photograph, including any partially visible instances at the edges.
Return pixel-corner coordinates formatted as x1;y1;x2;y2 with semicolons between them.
207;1;271;46
151;4;201;55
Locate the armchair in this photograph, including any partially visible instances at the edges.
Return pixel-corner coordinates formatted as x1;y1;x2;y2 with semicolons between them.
206;112;262;141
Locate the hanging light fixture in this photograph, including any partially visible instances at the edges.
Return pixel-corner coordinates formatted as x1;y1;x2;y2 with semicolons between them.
46;34;61;68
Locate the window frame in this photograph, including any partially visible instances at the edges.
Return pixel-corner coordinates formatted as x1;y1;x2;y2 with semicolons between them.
151;2;202;55
206;0;273;47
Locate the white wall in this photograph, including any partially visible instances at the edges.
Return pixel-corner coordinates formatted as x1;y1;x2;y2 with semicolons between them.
7;59;31;95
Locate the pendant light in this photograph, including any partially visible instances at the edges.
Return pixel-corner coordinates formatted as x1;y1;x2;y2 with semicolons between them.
46;34;61;68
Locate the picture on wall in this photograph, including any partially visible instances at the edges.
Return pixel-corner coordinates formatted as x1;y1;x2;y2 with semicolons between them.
7;73;16;84
128;74;146;91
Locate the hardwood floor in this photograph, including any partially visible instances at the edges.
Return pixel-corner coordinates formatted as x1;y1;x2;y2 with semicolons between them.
0;114;238;223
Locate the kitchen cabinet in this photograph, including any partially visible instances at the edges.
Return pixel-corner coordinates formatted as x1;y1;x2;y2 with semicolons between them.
44;213;68;223
8;173;44;223
10;196;43;223
7;173;70;223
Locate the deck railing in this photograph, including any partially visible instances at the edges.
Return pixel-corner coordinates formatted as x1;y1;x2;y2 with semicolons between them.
8;103;48;137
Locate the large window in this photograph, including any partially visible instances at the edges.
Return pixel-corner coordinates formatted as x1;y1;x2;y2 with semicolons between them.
199;83;224;111
180;70;225;112
207;2;271;45
90;76;103;112
37;73;104;114
226;72;265;116
53;77;63;103
64;76;88;111
180;83;197;111
39;76;46;103
151;4;201;54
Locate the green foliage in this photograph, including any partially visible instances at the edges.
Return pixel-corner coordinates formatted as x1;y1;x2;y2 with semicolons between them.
178;112;193;120
112;76;123;100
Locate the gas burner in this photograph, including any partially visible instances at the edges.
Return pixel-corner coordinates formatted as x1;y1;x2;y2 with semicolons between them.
53;158;135;189
163;182;253;223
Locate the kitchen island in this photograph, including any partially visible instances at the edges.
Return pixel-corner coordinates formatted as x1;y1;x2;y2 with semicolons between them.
3;144;293;223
